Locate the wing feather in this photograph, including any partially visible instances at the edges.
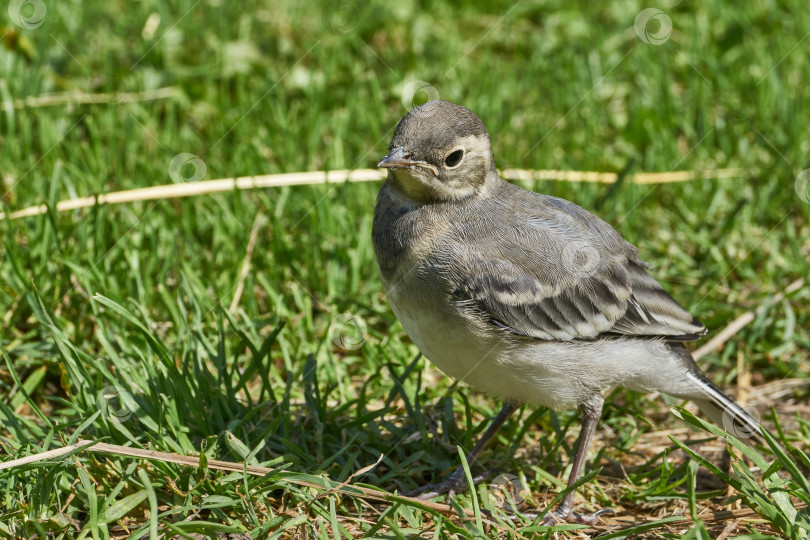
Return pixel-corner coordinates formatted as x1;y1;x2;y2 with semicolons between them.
450;186;706;342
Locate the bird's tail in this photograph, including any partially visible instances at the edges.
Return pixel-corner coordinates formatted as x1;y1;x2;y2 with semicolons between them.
667;342;762;440
685;370;762;441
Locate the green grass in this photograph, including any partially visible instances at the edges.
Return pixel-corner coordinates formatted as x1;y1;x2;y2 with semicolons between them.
1;0;809;538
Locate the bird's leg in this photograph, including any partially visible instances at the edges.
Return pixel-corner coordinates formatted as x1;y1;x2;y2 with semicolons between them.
407;402;518;500
541;395;612;525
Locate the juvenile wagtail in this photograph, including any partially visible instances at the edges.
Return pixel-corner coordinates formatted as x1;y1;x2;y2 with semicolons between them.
372;100;760;524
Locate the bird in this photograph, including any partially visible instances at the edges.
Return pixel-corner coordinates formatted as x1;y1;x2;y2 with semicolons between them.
371;99;761;524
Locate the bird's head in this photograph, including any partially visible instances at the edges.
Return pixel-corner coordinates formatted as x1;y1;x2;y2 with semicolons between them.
378;100;498;204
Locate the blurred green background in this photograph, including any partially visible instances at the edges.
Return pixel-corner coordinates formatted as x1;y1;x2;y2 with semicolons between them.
1;0;808;537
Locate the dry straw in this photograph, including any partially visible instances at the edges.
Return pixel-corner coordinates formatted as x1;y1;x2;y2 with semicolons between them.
11;87;179;109
0;438;801;529
0;167;750;221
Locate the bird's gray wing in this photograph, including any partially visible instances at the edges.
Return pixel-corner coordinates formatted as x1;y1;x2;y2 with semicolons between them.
449;190;706;342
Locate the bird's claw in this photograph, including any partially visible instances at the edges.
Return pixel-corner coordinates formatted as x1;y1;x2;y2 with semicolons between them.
539;506;615;526
404;470;492;500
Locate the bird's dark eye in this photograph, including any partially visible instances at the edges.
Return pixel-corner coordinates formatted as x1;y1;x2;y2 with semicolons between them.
444;149;464;168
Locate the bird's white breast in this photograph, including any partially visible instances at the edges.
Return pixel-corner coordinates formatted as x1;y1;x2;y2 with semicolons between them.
383;273;576;407
383;273;698;409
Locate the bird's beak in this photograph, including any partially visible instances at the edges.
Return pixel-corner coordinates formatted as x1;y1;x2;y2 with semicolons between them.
378;147;438;176
378;147;412;169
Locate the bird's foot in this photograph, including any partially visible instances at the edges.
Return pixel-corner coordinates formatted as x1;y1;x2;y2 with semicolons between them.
538;506;614;526
404;468;495;500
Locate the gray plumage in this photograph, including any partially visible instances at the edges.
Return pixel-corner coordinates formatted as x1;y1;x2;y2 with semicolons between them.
372;100;760;520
